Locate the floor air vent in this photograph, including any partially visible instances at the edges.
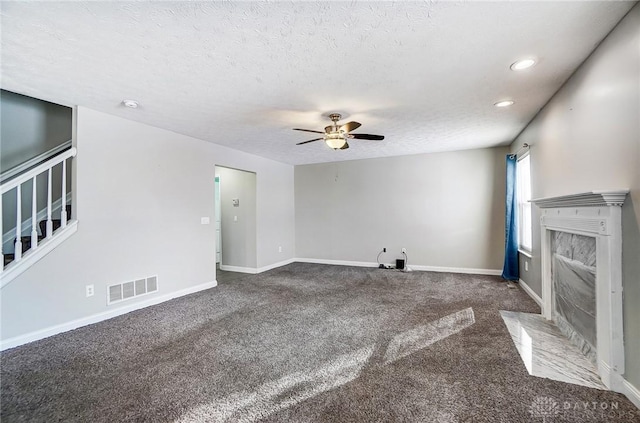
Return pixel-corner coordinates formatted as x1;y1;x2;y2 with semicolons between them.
108;276;158;305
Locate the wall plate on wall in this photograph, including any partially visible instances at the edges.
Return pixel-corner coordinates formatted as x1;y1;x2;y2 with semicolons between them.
232;198;239;207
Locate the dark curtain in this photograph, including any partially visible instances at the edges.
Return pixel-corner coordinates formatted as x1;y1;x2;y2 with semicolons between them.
501;155;519;281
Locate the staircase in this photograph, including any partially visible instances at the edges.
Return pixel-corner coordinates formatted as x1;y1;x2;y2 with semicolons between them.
3;205;72;267
1;147;78;286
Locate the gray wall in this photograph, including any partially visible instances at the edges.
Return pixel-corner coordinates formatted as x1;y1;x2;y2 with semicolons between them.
216;166;257;269
510;4;640;389
0;89;72;172
295;147;507;271
1;107;295;341
517;253;532;289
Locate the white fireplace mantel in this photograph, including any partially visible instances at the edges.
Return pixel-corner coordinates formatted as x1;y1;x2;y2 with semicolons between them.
531;190;628;208
531;189;629;393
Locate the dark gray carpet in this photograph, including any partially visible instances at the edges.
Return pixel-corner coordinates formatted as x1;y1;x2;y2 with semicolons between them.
1;263;637;422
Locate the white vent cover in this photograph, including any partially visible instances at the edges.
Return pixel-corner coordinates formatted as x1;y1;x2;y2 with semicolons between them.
107;275;158;305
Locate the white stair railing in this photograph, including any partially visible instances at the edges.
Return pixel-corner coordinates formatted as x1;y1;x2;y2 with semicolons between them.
0;140;72;184
1;147;77;282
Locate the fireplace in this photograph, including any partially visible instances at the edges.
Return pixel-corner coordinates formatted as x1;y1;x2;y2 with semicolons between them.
532;190;628;392
551;231;597;364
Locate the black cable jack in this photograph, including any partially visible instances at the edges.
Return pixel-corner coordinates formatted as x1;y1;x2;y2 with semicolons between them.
376;248;388;269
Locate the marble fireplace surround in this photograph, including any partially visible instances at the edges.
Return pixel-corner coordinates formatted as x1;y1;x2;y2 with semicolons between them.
532;190;628;392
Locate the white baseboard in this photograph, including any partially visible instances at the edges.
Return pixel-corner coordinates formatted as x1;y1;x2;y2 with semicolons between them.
518;278;543;308
257;258;295;273
0;280;217;351
600;360;614;392
295;258;501;275
295;258;379;268
219;264;258;274
622;378;640;410
221;258;502;276
408;264;502;276
219;258;296;275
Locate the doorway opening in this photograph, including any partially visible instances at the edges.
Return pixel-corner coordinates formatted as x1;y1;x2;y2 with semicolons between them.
214;166;257;274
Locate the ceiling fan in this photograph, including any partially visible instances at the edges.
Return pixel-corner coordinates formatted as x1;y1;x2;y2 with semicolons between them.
294;113;384;150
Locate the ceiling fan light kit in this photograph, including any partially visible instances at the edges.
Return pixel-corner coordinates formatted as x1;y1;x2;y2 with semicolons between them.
325;134;347;150
294;113;384;150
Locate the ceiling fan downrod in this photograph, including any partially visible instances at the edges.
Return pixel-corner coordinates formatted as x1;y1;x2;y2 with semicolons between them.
329;113;341;132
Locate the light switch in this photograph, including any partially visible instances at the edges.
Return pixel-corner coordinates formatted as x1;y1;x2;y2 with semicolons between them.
201;217;210;225
234;215;238;222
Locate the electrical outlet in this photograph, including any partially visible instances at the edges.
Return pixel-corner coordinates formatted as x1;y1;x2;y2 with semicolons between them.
278;246;283;253
401;248;407;254
525;261;529;272
86;284;94;297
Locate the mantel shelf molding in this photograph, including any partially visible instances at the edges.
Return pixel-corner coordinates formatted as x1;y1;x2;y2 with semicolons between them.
531;190;629;208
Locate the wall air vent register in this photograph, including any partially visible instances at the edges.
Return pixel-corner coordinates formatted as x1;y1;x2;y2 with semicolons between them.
107;275;158;305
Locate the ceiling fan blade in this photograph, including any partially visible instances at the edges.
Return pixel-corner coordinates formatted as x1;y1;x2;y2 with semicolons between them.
339;121;361;133
340;142;350;150
293;128;325;134
350;133;385;141
296;138;324;145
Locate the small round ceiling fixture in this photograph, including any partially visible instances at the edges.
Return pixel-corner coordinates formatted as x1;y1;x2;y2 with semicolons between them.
122;99;139;109
510;59;536;71
494;100;515;108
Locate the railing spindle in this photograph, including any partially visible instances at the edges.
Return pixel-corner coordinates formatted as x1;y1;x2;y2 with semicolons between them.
61;159;67;228
31;176;38;249
15;185;23;261
1;147;76;277
46;168;53;238
0;147;76;280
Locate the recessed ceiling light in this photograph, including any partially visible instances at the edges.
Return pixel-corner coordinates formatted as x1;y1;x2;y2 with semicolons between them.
510;59;536;71
494;100;515;108
122;99;139;108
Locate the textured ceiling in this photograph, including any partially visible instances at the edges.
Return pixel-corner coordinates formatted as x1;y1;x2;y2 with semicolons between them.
0;1;634;165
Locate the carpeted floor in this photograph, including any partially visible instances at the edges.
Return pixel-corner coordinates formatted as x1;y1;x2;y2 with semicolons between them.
1;263;637;422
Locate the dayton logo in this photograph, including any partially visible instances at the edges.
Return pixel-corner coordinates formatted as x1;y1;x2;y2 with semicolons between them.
529;396;560;422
